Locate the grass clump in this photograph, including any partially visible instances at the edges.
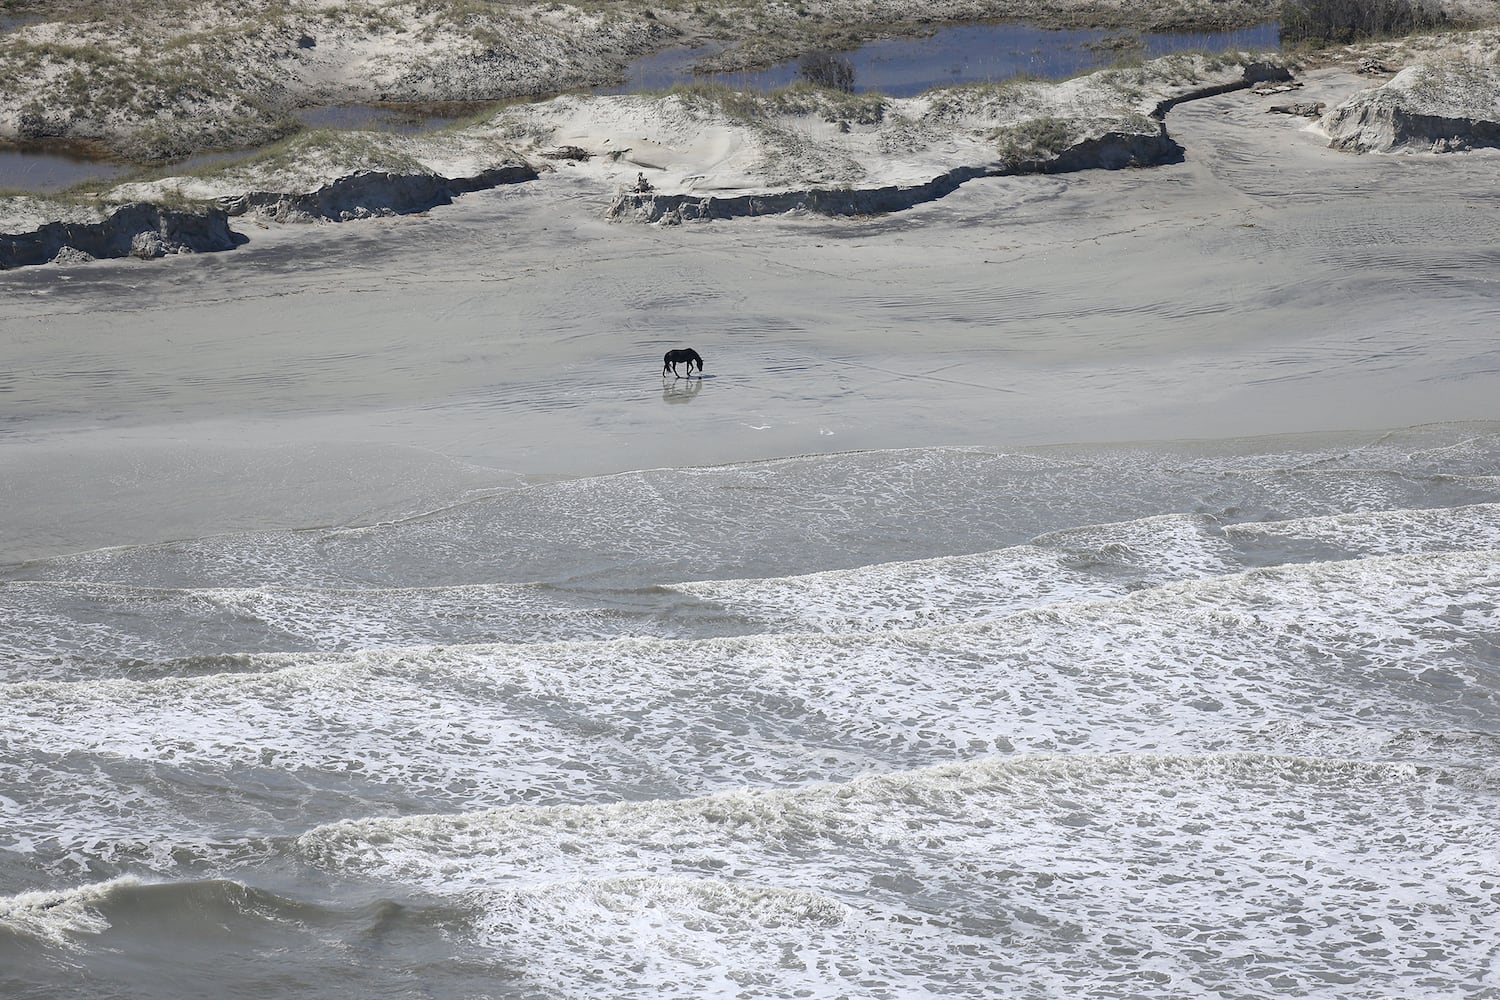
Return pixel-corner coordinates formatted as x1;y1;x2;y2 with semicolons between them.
797;49;854;91
238;128;432;176
991;115;1076;161
663;80;768;120
658;79;891;127
923;77;1043;121
1401;57;1500;113
766;80;887;124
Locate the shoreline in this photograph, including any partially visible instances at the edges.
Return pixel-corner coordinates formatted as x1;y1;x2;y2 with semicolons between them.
3;59;1498;560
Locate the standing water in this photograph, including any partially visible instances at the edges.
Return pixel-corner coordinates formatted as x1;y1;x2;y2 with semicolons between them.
608;21;1282;95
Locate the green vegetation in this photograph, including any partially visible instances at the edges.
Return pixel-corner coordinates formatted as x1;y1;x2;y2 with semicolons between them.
767;81;887;123
0;9;299;160
659;79;888;125
797;49;854;91
992;115;1075;160
1094;48;1255;91
1083;32;1144;58
0;188;95;208
426;97;517;134
660;80;769;119
922;77;1043;123
231;127;433;176
988;107;1156;164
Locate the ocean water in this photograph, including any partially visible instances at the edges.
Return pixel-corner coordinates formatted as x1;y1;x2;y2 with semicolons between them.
3;424;1499;998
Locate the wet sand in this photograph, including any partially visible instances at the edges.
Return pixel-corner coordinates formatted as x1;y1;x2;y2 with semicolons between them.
3;67;1498;564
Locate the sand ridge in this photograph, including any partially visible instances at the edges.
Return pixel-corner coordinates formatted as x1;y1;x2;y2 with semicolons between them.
73;53;1271;227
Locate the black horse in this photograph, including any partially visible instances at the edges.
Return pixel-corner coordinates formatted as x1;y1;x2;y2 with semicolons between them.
662;348;704;379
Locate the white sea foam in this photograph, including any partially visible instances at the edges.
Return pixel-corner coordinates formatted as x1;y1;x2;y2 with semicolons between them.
5;550;1496;874
14;434;1500;591
669;513;1239;631
471;876;863;997
1226;501;1500;556
298;753;1500;998
10;501;1497;680
0;579;660;678
0;877;136;946
4;431;1500;994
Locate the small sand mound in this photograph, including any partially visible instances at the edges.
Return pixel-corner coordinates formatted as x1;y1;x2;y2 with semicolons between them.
1323;57;1500;152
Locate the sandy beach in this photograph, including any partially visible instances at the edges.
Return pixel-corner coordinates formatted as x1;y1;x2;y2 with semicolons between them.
5;17;1500;993
3;61;1498;564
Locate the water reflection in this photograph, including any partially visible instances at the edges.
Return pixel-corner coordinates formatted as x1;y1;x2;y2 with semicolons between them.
605;21;1281;97
662;378;704;404
295;102;488;133
0;105;487;193
0;140;129;193
0;142;261;195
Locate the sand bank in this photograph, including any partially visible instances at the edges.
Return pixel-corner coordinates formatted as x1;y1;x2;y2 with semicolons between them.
2;55;1498;563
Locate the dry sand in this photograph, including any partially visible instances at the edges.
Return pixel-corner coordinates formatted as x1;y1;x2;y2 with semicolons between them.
2;61;1499;564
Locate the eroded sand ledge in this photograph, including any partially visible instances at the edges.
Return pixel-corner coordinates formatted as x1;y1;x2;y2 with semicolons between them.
0;203;243;268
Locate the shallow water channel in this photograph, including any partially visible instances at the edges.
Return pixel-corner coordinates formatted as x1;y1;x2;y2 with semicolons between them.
1;19;1279;195
606;20;1280;95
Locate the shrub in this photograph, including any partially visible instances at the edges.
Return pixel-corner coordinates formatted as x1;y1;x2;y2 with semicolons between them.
798;49;855;92
1280;0;1448;45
